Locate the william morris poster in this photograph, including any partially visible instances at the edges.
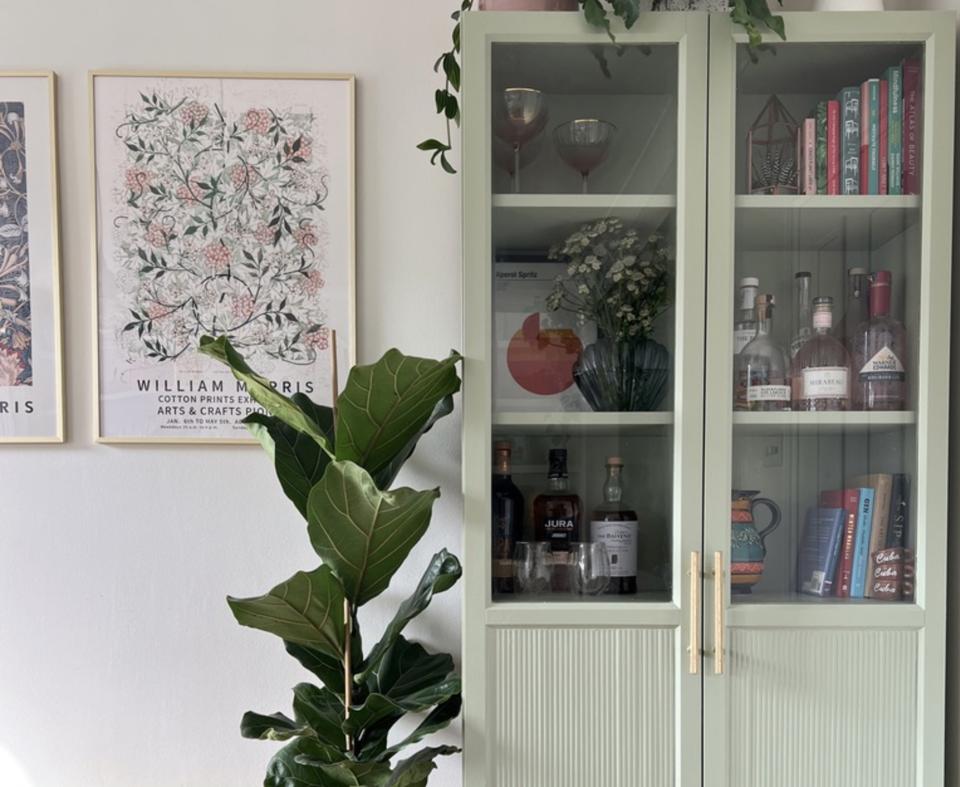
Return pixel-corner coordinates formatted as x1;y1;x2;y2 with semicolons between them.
92;72;354;442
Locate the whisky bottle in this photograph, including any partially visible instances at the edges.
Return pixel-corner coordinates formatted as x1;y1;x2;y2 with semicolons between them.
533;448;581;556
590;457;638;595
492;441;524;595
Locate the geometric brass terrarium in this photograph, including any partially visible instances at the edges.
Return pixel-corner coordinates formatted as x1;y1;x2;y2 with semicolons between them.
747;94;800;194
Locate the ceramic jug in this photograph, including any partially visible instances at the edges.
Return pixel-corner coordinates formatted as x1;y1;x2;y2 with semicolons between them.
730;490;781;592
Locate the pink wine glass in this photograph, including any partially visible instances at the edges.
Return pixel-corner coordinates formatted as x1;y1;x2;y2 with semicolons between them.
554;119;617;194
493;88;548;193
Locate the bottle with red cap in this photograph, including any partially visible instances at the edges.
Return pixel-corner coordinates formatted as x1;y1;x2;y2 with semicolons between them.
850;270;907;411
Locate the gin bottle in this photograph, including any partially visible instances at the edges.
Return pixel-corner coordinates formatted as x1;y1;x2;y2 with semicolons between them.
850;271;907;410
734;294;791;411
733;276;760;355
790;271;813;358
790;296;852;411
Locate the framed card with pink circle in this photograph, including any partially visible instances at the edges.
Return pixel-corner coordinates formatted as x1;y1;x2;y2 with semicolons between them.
90;71;355;443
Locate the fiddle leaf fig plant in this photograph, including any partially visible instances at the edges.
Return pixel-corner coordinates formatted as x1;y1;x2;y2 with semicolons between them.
199;335;463;786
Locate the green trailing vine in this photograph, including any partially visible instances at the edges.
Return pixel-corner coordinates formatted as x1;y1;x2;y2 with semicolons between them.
419;0;786;174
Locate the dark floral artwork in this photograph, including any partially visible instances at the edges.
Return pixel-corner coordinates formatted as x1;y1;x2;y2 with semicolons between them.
0;102;32;387
112;91;331;365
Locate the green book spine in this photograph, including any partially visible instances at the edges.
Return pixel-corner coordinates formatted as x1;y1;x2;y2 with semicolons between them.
838;87;860;195
867;79;880;195
886;65;903;195
816;101;828;195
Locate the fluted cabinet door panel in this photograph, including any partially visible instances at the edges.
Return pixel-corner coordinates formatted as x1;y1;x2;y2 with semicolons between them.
728;629;917;787
493;627;675;787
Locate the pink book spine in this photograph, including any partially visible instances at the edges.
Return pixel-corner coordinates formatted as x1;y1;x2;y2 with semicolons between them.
879;80;889;194
860;81;870;194
902;58;922;195
827;100;840;195
804;118;816;195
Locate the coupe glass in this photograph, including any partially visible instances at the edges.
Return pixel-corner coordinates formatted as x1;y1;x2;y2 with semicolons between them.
554;119;617;194
493;88;548;193
513;541;552;595
568;542;611;596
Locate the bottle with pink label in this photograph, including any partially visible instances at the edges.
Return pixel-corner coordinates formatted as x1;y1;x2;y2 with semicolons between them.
849;270;907;410
790;296;852;411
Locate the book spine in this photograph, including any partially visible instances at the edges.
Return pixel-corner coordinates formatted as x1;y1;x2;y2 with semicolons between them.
837;490;860;598
864;475;893;599
867;79;880;195
886;65;903;195
823;517;845;596
827;100;840;195
804;118;816;195
887;474;909;548
851;488;875;598
839;86;860;195
879;80;888;194
816;102;828;194
903;58;922;194
860;82;869;194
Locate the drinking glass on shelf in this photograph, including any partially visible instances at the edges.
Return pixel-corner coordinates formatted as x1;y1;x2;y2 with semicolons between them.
568;542;611;596
554;118;617;194
513;541;552;595
493;88;548;193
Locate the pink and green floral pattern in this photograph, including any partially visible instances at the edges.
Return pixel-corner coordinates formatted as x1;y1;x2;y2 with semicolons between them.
113;91;330;364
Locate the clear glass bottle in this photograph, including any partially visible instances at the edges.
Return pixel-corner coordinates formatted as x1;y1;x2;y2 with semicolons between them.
492;441;524;595
733;276;760;355
590;457;638;595
841;266;870;351
734;294;791;411
790;296;852;411
789;271;813;358
850;271;907;410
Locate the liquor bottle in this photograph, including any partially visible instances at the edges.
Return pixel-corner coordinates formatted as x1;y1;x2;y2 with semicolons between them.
734;294;791;411
790;296;852;411
733;276;760;355
492;441;524;594
590;457;638;595
841;266;870;350
789;271;813;358
850;271;907;410
533;448;581;557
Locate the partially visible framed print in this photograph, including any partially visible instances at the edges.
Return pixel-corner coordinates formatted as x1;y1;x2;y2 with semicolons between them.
91;71;355;443
0;72;64;444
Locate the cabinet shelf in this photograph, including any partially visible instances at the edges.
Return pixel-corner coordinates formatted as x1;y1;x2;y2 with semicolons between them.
486;595;677;628
493;193;675;250
732;410;915;435
494;410;673;435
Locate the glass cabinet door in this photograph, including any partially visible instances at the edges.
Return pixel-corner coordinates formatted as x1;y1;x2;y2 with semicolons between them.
703;13;954;787
462;11;707;787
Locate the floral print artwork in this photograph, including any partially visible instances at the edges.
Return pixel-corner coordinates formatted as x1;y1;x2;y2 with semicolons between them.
0;102;32;387
112;90;331;366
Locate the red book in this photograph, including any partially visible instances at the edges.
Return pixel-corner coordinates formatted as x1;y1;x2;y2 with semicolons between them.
820;488;860;598
879;79;889;194
902;58;922;194
859;81;870;194
827;100;840;195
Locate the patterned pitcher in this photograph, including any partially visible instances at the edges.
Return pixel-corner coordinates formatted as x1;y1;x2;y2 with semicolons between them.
730;490;781;592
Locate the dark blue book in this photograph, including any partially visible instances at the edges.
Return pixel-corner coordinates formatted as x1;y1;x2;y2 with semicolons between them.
797;507;846;597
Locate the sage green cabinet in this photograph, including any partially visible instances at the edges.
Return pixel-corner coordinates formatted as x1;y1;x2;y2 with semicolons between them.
462;9;954;786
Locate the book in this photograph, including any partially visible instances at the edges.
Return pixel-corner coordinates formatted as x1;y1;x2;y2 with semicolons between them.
838;86;860;195
819;488;860;598
886;473;910;549
850;487;875;598
871;546;913;600
798;507;846;597
860;79;880;195
902;58;922;194
879;79;888;194
827;99;840;195
816;102;828;194
803;117;816;195
886;65;903;195
851;473;893;599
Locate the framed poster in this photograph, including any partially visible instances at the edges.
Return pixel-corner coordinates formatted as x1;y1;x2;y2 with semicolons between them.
91;71;355;443
0;72;64;444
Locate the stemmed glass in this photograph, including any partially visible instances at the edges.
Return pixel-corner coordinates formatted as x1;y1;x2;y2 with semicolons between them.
493;88;548;193
513;541;552;595
568;542;611;596
554;119;617;194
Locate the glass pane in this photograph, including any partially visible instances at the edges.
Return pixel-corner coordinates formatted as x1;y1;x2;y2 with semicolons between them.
730;42;922;604
489;42;679;603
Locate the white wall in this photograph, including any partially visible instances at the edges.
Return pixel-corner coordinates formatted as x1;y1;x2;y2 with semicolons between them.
0;1;464;785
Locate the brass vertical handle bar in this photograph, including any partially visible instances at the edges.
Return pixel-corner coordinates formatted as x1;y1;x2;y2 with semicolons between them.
688;551;700;675
714;551;725;675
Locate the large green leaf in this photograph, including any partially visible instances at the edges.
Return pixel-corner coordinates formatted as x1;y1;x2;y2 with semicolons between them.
199;335;334;451
358;551;461;683
241;711;310;742
292;683;348;749
383;746;460;787
228;565;345;660
381;694;462;760
264;738;348;787
334;349;461;487
284;605;362;701
369;394;454;490
306;461;440;606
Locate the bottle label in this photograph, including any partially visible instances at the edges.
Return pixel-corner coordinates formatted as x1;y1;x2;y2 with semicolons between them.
747;384;791;402
591;520;638;578
802;367;848;399
859;345;905;382
733;329;754;354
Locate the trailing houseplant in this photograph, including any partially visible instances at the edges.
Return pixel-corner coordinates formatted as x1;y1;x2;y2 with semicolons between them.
419;0;786;173
199;334;463;786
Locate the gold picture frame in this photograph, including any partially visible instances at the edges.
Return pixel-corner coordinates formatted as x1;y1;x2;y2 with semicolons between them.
0;71;65;444
89;70;356;444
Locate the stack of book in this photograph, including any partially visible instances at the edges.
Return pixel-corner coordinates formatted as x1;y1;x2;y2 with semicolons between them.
797;473;913;600
797;58;922;196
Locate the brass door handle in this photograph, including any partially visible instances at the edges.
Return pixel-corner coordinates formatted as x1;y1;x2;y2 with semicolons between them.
714;551;725;675
688;551;700;674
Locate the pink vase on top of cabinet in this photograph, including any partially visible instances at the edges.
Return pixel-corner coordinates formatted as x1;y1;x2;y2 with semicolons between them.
478;0;578;9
